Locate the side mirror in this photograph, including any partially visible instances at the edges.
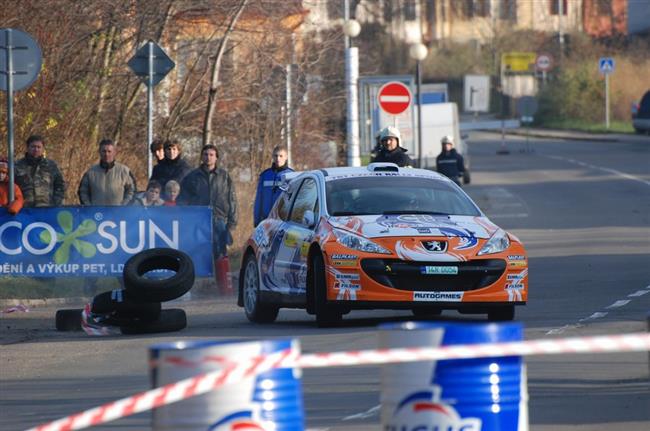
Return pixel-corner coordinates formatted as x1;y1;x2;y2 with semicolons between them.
303;210;316;228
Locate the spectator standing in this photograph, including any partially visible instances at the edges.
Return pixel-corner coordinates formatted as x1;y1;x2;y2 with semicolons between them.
78;139;136;205
253;145;293;226
435;135;465;186
77;139;136;296
14;135;66;207
371;126;414;167
150;139;192;198
150;138;165;164
178;144;237;293
133;180;165;206
163;180;180;206
0;159;24;215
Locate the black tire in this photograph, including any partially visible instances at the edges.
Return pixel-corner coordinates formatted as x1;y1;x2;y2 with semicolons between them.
242;254;279;323
411;307;442;318
488;305;515;321
119;309;187;334
92;290;161;322
123;248;195;302
312;254;342;327
55;309;83;331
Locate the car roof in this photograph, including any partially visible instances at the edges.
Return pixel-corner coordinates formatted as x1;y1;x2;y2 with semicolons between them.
289;163;451;183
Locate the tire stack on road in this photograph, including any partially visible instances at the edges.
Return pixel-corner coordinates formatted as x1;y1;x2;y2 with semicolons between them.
55;248;195;335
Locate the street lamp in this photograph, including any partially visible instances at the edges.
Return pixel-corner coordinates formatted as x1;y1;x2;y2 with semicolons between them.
409;42;428;168
343;2;361;167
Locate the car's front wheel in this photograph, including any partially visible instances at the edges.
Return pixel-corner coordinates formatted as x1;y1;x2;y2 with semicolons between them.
242;255;279;323
488;305;515;321
312;254;342;327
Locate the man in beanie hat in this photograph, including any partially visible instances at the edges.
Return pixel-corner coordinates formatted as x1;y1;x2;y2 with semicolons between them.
371;126;414;167
0;159;24;215
436;135;465;186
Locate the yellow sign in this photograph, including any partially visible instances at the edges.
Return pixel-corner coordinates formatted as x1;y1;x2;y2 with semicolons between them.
502;52;536;74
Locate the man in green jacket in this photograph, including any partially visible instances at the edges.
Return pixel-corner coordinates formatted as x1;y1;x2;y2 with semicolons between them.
78;139;136;205
15;135;66;207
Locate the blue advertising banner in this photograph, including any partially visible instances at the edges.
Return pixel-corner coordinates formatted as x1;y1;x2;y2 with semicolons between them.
0;206;213;277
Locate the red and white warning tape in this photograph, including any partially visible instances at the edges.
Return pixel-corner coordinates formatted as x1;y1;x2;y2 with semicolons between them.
27;332;650;431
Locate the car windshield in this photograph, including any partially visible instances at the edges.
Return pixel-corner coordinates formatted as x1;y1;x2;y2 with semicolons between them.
326;176;481;217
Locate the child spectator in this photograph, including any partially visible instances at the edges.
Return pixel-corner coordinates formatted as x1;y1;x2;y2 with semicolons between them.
0;159;24;214
133;180;165;206
163;180;180;206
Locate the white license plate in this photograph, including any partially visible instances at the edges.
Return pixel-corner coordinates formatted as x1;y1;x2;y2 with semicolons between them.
420;266;458;275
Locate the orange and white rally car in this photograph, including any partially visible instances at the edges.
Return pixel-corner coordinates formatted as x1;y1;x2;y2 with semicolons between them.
238;163;528;326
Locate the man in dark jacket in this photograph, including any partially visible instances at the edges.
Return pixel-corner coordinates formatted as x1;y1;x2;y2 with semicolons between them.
371;126;414;167
15;135;66;207
150;139;192;197
178;144;237;258
436;135;465;186
253;145;293;226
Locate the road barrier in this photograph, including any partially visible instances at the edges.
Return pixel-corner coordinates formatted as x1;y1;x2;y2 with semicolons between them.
27;331;650;431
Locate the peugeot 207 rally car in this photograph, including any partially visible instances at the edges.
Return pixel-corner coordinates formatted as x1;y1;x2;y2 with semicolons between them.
238;163;528;326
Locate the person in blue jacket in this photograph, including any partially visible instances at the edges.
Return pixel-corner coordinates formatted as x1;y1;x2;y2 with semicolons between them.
253;145;293;226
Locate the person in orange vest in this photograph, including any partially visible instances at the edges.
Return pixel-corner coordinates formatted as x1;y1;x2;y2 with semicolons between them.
0;159;24;215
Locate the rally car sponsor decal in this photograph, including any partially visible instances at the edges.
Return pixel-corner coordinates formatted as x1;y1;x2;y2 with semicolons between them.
330;253;359;267
327;267;361;300
505;269;527;301
413;291;464;302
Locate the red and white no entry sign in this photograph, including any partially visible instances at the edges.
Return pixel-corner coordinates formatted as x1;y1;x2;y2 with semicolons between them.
377;81;412;115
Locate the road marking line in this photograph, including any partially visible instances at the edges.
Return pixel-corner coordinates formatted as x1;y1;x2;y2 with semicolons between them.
546;155;650;187
579;312;608;321
342;404;380;421
489;213;528;218
628;290;649;297
606;300;631;309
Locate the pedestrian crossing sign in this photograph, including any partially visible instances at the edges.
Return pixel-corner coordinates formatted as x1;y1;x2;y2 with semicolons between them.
599;57;615;74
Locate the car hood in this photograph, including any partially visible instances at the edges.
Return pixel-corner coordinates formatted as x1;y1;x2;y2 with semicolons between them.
328;214;497;239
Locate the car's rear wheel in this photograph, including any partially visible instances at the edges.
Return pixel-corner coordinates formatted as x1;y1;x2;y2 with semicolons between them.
488;305;515;321
312;253;342;327
242;254;279;323
411;307;442;318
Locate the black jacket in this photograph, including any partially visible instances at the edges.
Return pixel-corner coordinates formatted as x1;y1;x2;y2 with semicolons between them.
150;156;192;191
177;166;237;230
371;146;414;167
436;149;465;181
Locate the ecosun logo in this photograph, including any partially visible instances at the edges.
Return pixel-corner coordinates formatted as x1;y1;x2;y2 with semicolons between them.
386;390;481;431
0;210;178;263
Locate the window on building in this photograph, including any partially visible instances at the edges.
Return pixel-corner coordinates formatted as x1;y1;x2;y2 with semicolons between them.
404;0;417;21
550;0;568;15
452;0;473;19
595;0;613;15
499;0;516;20
474;0;490;17
383;0;393;22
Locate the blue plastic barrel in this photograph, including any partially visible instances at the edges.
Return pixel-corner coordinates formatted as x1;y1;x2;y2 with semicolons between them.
380;321;527;431
149;338;304;430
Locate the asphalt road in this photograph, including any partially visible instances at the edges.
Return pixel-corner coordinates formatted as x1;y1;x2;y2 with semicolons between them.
1;131;649;430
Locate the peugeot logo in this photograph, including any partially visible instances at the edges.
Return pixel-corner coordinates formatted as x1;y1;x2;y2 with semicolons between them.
422;240;447;252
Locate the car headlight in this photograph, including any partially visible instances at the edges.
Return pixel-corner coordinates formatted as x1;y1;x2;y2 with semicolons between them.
477;229;510;255
332;228;391;254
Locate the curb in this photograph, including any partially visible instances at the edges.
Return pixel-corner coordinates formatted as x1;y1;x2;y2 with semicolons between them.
502;129;618;142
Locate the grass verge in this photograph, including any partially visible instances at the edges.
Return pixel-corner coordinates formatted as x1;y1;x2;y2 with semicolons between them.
538;119;635;133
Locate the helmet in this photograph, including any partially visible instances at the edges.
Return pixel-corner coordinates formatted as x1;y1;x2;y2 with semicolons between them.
441;135;454;145
379;126;401;145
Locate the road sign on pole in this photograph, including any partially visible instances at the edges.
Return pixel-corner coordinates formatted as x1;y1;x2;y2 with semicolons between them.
377;81;412;116
535;53;553;72
598;57;614;129
463;74;490;113
0;28;42;203
128;41;175;177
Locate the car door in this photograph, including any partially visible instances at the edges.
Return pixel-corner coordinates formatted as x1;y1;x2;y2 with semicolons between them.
258;181;297;292
275;177;320;294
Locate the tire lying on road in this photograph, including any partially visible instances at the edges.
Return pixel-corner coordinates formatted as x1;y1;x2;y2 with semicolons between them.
119;309;187;334
55;308;83;331
92;290;161;322
123;248;195;302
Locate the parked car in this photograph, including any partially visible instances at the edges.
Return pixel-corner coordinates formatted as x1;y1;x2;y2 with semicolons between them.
238;163;528;326
632;90;650;134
